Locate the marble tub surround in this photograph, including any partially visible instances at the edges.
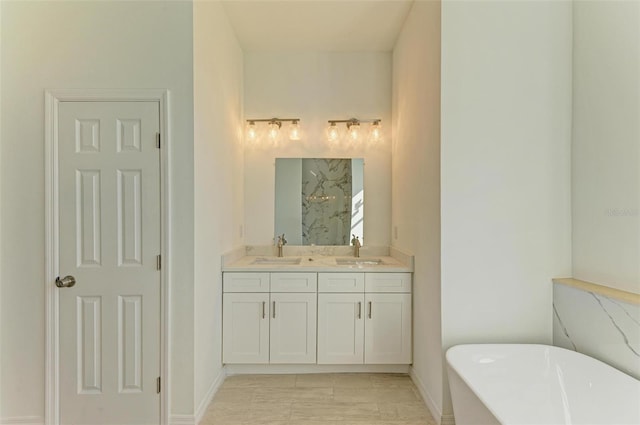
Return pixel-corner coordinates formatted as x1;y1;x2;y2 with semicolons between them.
553;279;640;379
553;277;640;305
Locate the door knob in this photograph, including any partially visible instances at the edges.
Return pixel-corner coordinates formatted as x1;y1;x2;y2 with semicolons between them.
55;275;76;288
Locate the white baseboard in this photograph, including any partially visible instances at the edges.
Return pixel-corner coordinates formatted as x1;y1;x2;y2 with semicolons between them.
169;367;227;425
194;368;226;424
169;414;195;425
225;364;410;375
441;413;456;425
409;367;455;425
0;417;44;425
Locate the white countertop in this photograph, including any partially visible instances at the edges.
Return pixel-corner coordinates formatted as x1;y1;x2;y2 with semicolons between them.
223;255;413;273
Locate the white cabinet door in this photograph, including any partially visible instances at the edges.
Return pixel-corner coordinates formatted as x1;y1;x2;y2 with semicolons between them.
317;294;364;364
223;293;270;364
270;293;317;363
364;293;412;364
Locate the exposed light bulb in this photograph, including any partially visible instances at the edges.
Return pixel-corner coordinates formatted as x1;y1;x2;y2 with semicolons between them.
289;120;301;141
348;122;360;141
327;123;339;142
268;121;281;141
246;121;257;141
370;121;382;142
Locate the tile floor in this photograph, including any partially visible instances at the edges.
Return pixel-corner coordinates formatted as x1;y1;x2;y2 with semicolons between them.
200;373;438;425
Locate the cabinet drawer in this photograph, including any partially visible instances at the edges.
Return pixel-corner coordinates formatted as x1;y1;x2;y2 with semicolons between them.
318;273;364;293
223;272;270;293
271;272;317;292
365;273;412;293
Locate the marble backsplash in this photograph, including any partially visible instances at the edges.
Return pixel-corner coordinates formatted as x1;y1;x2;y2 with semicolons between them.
553;281;640;379
245;245;390;258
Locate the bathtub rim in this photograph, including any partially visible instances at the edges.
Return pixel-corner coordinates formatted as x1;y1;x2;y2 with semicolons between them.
446;343;640;425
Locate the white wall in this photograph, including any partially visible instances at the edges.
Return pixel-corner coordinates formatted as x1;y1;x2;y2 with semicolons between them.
0;1;195;420
572;0;640;294
243;51;392;246
391;0;443;421
440;0;573;417
193;0;244;415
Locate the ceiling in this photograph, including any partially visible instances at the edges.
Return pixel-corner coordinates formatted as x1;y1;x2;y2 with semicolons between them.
222;1;414;51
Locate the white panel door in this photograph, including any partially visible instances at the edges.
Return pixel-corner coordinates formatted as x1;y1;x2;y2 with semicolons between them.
223;293;270;364
269;293;317;363
364;294;412;364
317;293;364;364
57;101;161;425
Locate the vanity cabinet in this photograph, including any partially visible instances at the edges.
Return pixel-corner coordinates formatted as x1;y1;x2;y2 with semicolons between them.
317;272;412;365
223;272;317;364
223;270;411;365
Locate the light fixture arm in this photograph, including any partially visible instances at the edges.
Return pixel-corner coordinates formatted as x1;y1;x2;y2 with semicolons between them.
246;118;299;125
328;118;381;126
326;118;382;143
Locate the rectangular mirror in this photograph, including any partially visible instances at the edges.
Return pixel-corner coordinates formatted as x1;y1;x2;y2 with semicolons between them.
275;158;364;246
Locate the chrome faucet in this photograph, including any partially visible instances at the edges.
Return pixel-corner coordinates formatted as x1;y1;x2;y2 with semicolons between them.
351;234;361;258
276;233;287;257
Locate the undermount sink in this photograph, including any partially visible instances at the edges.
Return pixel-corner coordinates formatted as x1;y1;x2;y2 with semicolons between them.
335;258;384;266
251;257;302;265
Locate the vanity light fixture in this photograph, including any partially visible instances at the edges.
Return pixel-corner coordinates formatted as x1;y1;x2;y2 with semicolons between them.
305;194;337;202
347;121;360;141
268;121;281;141
245;118;302;142
246;121;257;142
370;120;382;142
289;120;301;141
327;122;340;143
326;118;382;143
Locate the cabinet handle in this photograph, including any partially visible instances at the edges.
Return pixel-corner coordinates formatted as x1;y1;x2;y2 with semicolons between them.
368;301;372;319
262;301;266;319
357;301;362;319
272;301;276;318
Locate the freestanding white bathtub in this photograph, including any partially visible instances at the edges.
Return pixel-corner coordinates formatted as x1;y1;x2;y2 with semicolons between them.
446;344;640;425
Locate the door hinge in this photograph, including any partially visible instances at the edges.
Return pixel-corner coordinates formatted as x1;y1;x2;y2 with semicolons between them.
156;132;161;149
157;376;161;393
156;255;161;271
